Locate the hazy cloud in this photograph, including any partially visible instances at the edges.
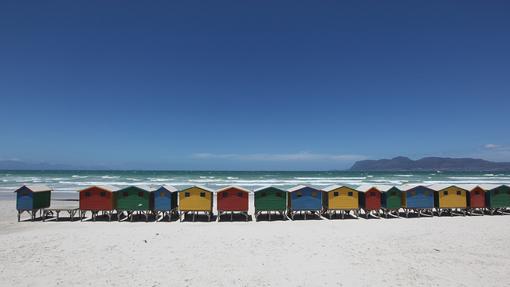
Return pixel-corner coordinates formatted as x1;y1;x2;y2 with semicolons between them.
191;152;366;162
484;144;501;149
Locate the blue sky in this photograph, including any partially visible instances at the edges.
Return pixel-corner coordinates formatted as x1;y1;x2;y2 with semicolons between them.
1;1;509;170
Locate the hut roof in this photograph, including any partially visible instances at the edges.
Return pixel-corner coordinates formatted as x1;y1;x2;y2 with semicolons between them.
397;184;432;191
323;185;357;192
427;184;468;192
287;185;320;193
180;185;214;193
14;185;52;193
357;185;393;193
156;185;178;192
456;183;503;191
217;185;251;193
77;185;116;192
254;186;286;193
117;185;154;192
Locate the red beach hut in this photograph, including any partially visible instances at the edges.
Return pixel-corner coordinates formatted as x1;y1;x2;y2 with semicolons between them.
78;185;117;221
357;185;382;218
216;186;250;221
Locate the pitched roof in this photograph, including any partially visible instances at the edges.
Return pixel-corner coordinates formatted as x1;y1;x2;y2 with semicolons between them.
427;184;468;191
180;185;214;193
77;185;116;192
216;185;251;193
397;184;433;191
357;185;394;192
287;185;320;192
254;186;286;193
117;185;154;192
323;185;357;192
156;185;178;192
14;185;52;193
456;183;502;191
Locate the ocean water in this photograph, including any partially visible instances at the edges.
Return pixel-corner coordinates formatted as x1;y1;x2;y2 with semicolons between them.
1;170;510;193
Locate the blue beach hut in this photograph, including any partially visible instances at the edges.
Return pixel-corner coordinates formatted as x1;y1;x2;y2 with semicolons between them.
153;185;178;221
14;185;52;221
287;185;323;220
401;185;435;217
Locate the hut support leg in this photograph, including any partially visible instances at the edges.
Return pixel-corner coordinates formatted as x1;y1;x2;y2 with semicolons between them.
17;211;20;222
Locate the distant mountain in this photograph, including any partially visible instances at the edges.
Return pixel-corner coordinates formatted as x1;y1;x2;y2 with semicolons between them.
350;156;510;171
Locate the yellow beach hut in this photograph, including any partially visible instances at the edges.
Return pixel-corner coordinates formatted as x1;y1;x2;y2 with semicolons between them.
429;184;468;216
322;185;359;219
178;185;214;222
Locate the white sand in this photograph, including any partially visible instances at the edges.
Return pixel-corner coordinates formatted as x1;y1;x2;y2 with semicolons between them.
1;194;510;287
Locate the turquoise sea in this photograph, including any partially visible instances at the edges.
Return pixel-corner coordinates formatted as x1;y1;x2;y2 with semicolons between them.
1;170;510;192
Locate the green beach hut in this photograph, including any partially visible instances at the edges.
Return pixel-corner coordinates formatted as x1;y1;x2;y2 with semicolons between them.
254;186;287;221
116;185;153;222
486;185;510;215
379;185;403;217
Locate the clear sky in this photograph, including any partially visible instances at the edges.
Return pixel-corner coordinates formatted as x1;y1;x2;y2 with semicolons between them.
1;1;509;170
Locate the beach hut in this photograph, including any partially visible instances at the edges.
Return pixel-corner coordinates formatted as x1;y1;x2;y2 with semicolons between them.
322;185;359;219
153;185;178;221
357;186;383;218
287;185;323;220
216;186;250;221
14;185;52;222
400;185;435;217
116;185;153;222
485;185;510;215
430;184;468;216
379;185;403;217
78;185;117;221
254;186;287;221
458;184;496;215
178;186;214;222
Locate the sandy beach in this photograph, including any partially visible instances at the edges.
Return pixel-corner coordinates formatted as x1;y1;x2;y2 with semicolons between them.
0;192;509;287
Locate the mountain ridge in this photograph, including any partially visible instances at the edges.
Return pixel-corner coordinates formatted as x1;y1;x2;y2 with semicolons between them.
350;156;510;171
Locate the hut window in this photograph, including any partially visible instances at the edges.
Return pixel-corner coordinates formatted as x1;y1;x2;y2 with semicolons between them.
261;192;267;197
138;191;144;197
333;192;339;197
200;192;206;197
160;191;165;197
391;191;396;196
100;191;106;197
443;191;448;196
311;191;318;198
474;191;480;195
495;190;499;195
85;191;92;197
21;191;29;196
276;192;282;197
123;191;128;197
185;192;190;197
223;192;229;198
410;191;416;196
348;192;353;197
237;192;243;197
370;192;376;197
296;192;302;198
424;191;430;196
456;191;461;195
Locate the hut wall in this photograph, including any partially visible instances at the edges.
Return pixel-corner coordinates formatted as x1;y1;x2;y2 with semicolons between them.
217;188;249;212
435;186;467;209
179;187;213;212
382;188;402;209
116;187;152;211
289;187;322;211
16;187;34;210
79;187;116;210
404;187;434;209
326;187;359;210
255;188;287;211
486;186;510;208
359;188;381;211
467;187;485;208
